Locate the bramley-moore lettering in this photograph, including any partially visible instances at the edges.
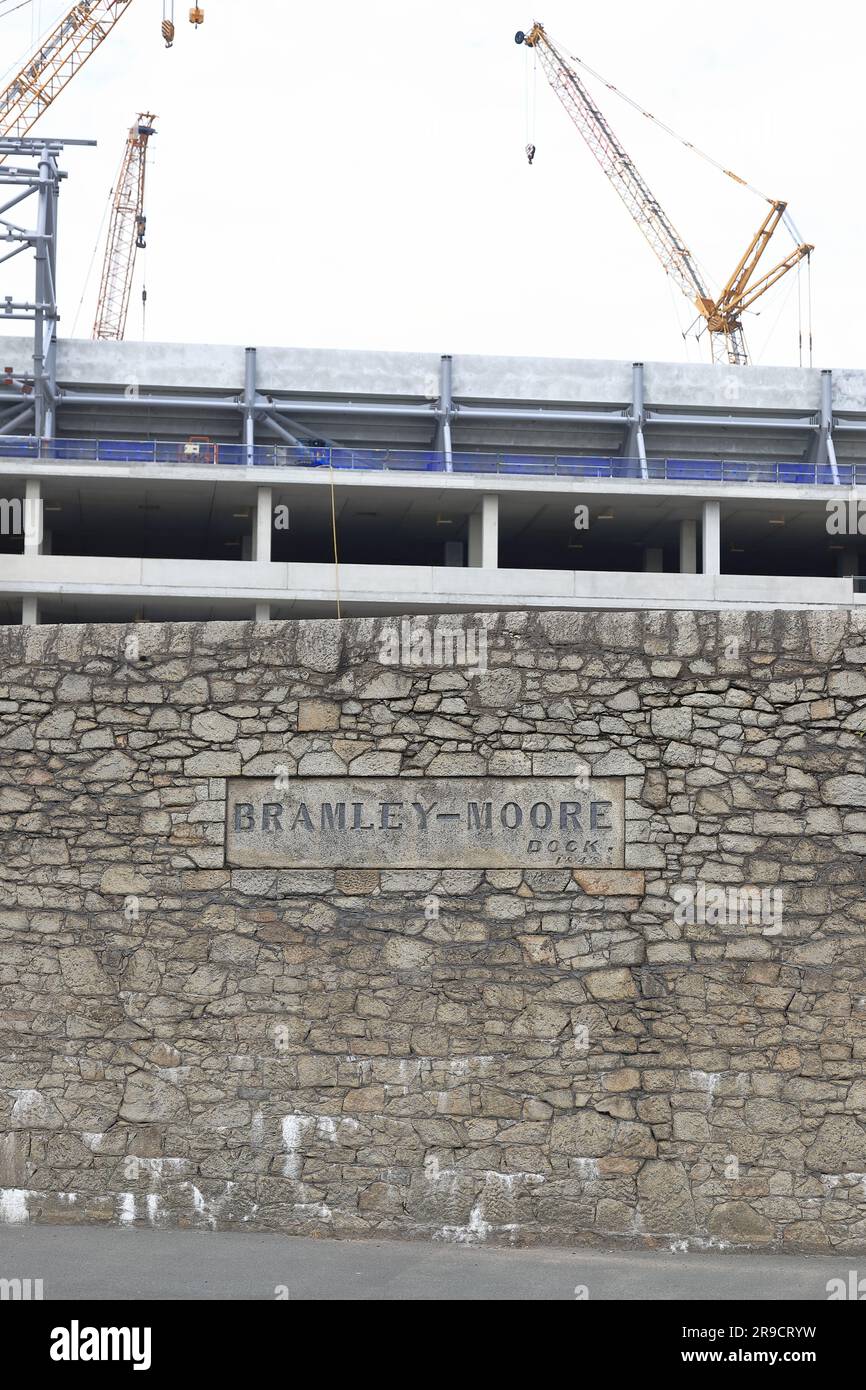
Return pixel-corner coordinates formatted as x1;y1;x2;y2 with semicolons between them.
234;797;614;834
225;775;626;869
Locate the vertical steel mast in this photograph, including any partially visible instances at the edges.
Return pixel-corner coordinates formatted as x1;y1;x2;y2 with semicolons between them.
0;138;94;437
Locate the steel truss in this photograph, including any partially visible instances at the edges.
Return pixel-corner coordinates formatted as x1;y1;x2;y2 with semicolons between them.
0;137;94;437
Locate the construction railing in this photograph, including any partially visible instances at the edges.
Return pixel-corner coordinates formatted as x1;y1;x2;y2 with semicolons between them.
0;436;864;486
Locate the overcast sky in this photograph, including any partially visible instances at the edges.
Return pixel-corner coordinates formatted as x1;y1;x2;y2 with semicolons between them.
0;0;861;368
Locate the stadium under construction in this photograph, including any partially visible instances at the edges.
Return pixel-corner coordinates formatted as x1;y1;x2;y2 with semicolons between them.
0;335;864;625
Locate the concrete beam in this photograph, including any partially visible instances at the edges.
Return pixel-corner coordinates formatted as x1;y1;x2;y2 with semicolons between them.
0;458;855;511
0;555;858;613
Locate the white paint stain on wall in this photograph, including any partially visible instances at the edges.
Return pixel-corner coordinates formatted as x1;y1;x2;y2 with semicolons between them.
280;1113;315;1178
0;1188;29;1223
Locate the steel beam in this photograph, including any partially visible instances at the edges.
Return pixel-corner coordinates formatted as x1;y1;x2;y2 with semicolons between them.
258;413;303;448
626;361;648;479
268;398;438;420
811;369;839;484
51;390;243;411
436;354;454;471
831;419;866;433
646;412;818;432
0;404;34;434
453;405;630;426
243;347;256;465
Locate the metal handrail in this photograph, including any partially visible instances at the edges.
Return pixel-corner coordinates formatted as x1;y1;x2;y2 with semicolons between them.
0;436;863;485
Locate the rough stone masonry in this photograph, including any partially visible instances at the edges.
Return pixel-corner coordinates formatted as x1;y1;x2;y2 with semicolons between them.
0;609;865;1252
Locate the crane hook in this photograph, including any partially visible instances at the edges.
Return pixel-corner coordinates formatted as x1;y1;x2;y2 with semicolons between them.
525;143;536;165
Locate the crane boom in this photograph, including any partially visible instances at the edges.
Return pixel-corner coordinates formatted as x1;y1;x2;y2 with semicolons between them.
0;2;135;149
516;23;813;366
93;114;156;341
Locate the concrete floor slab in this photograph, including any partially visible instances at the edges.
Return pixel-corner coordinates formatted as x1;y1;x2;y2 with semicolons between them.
0;1225;856;1301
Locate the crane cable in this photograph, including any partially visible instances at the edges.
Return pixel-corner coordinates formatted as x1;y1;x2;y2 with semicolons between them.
753;257;802;366
542;33;805;247
797;257;804;368
0;0;33;23
0;1;63;89
70;186;113;337
70;123;131;338
806;251;814;367
523;43;537;161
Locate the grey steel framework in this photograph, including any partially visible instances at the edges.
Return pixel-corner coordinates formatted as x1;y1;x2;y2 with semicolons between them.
0;347;850;481
0;137;94;438
0;141;857;481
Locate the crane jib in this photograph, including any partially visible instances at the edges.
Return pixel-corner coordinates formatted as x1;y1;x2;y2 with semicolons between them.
518;22;814;366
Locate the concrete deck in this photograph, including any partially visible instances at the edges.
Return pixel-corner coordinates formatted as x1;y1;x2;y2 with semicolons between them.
0;1223;854;1300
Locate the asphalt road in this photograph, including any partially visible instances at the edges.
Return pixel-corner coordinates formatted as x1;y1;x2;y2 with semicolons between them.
0;1224;855;1299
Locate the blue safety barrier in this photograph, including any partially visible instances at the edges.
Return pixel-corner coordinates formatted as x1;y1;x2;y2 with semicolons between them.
0;435;863;485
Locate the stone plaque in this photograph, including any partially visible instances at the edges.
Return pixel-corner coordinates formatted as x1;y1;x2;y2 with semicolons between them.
226;777;625;869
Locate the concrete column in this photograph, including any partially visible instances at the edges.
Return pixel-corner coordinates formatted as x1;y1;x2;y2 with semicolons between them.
679;519;697;574
643;548;663;573
21;595;39;626
24;478;42;557
468;513;481;567
702;500;721;577
251;486;273;622
468;495;498;569
252;486;273;564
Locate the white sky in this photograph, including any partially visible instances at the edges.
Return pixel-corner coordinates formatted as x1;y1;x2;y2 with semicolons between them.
0;0;861;367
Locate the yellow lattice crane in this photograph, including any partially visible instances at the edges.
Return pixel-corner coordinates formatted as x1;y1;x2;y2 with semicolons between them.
516;23;814;366
93;114;156;340
0;2;204;152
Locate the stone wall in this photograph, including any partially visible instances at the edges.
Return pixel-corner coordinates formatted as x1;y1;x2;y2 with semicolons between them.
1;610;865;1251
